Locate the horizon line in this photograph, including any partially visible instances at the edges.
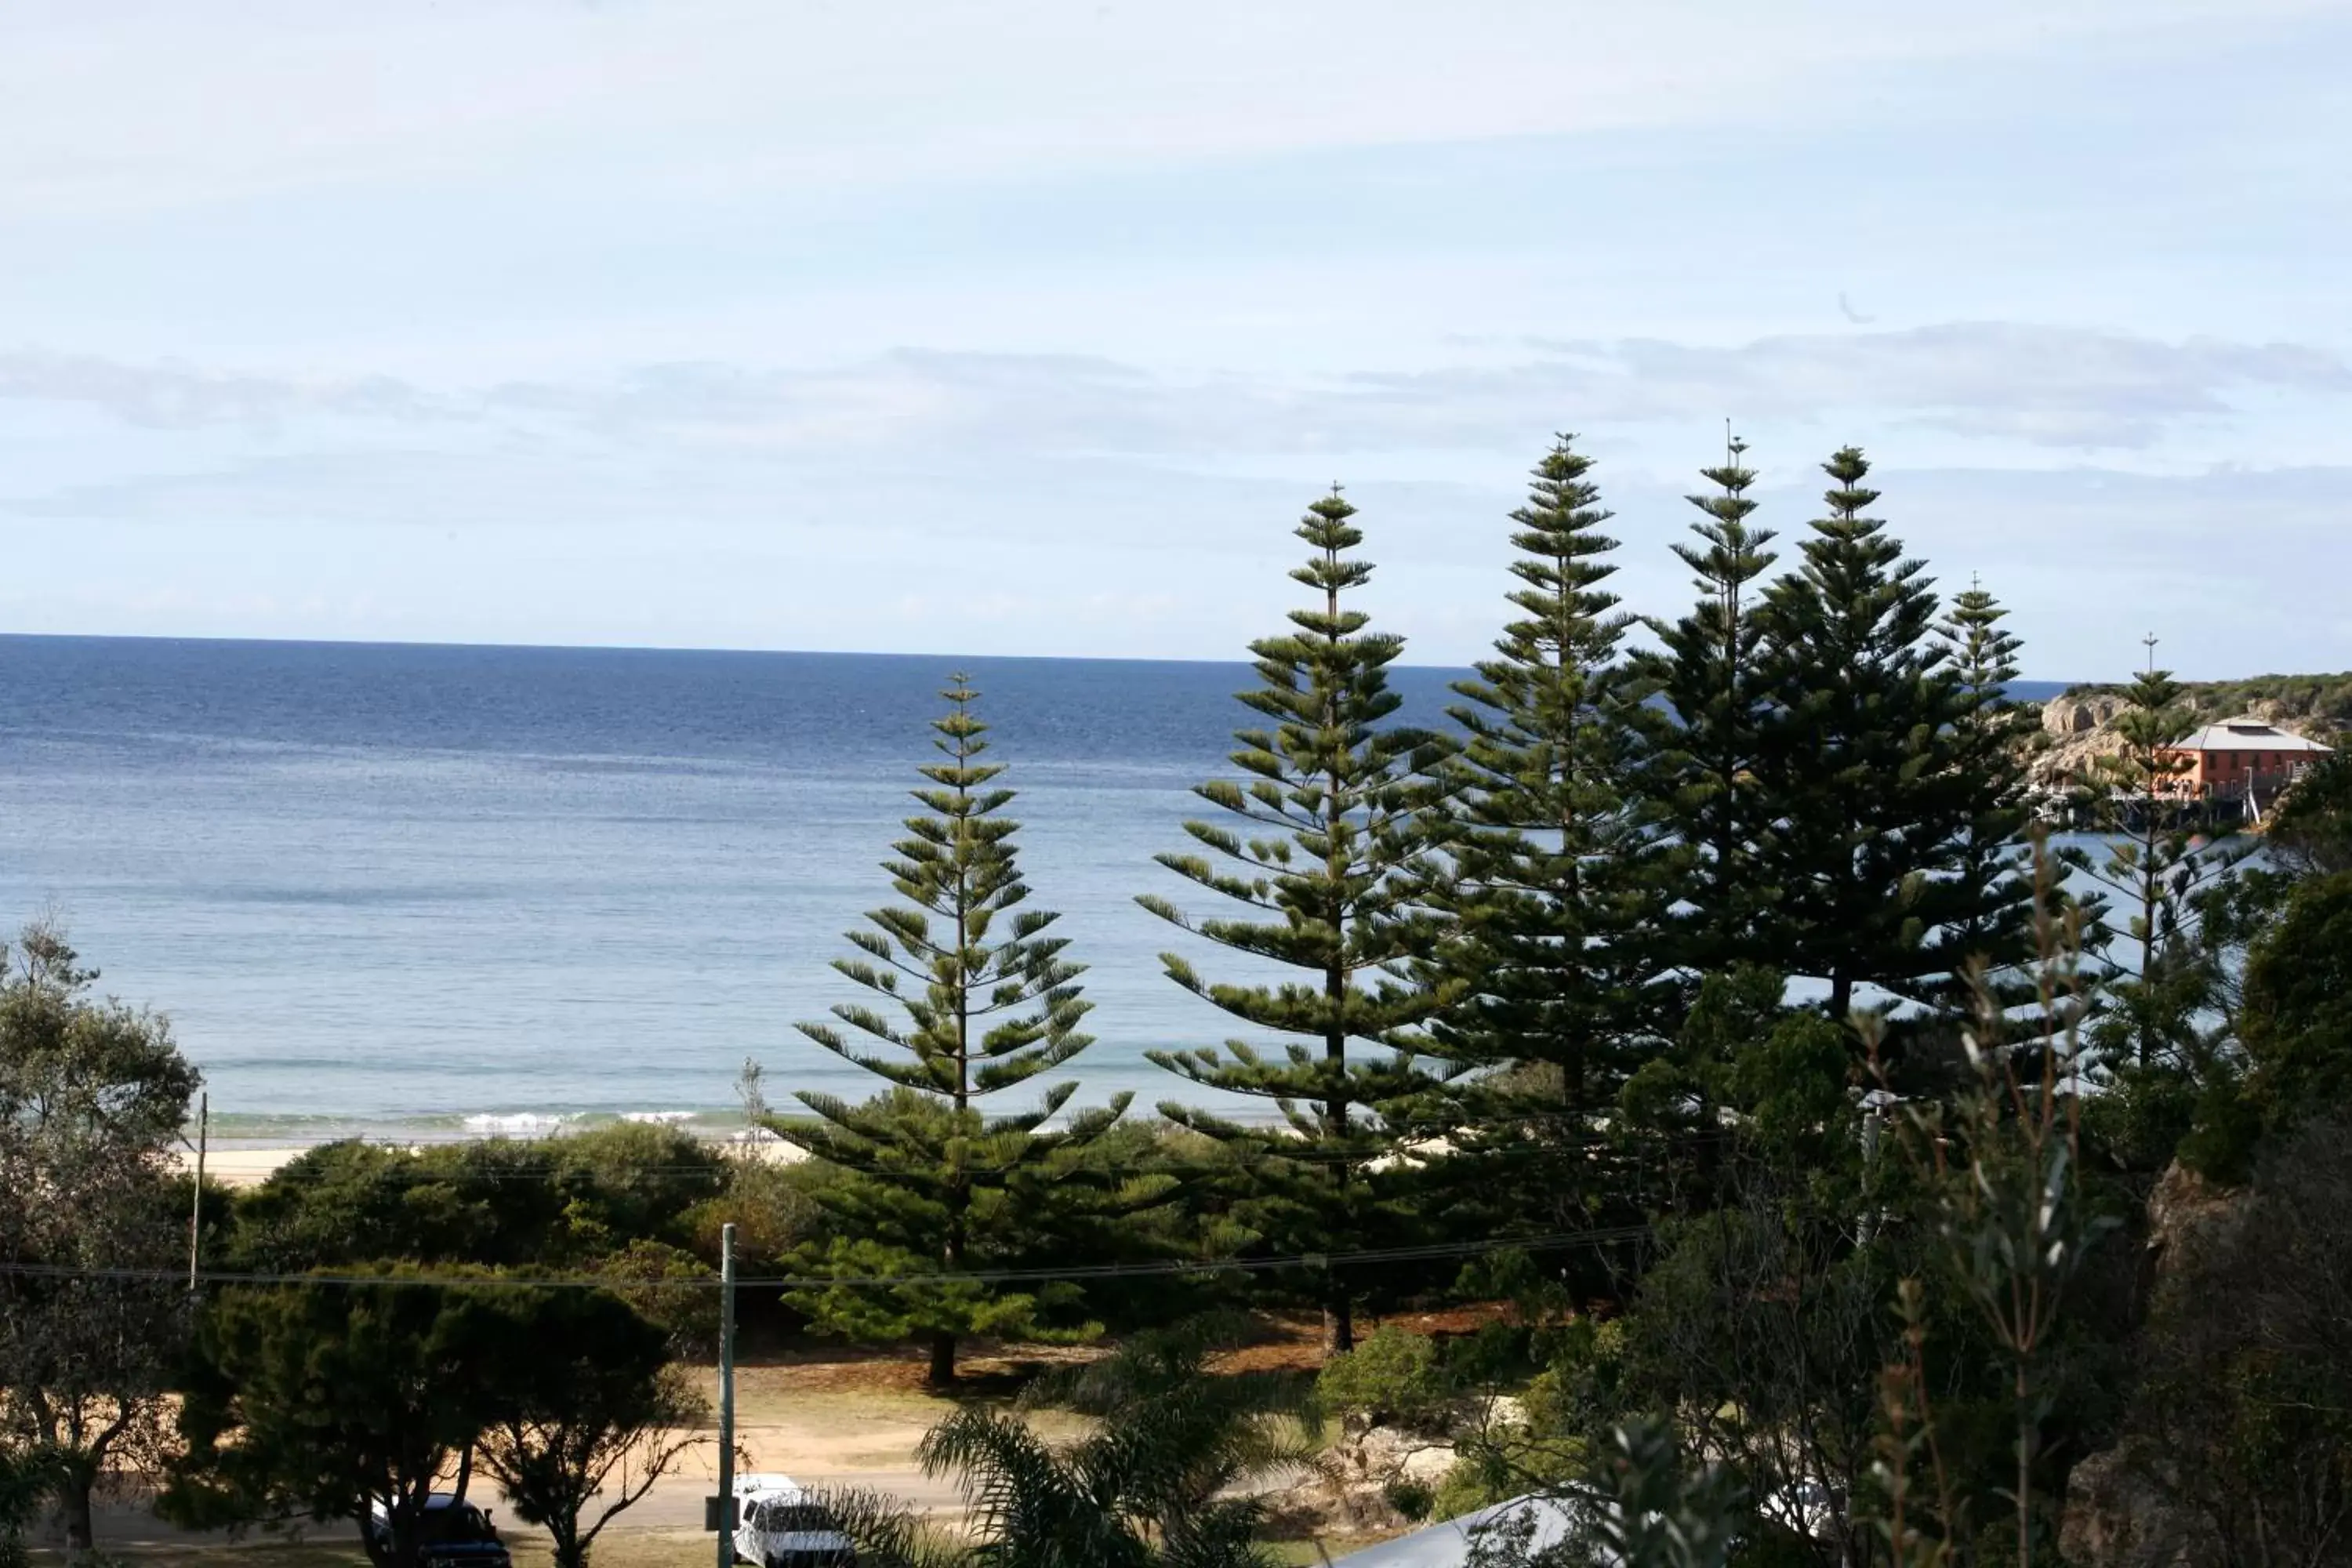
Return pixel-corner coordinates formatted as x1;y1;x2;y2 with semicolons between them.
0;627;2115;684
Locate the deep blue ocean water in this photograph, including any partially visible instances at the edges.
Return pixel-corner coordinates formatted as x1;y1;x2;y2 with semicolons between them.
0;635;2071;1142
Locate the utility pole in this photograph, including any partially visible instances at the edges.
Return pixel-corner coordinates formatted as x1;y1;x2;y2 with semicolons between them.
187;1091;209;1292
714;1221;737;1568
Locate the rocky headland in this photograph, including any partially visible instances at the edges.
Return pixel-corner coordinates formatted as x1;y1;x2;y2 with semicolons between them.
2025;673;2351;789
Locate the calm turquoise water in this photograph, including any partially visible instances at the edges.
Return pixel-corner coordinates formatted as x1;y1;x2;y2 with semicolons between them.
0;634;2071;1142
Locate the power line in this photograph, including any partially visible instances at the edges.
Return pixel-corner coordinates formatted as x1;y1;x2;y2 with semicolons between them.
0;1222;1650;1294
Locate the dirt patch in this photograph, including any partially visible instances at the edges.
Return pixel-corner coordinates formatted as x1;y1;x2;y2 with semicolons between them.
1208;1304;1516;1374
728;1340;1100;1402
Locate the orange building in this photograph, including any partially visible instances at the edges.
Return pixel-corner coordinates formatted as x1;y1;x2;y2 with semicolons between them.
2159;715;2332;799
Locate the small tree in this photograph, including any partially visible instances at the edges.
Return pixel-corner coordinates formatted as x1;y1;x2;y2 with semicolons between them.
2261;745;2352;881
470;1287;706;1568
2060;650;2243;1075
1869;844;2116;1568
0;923;200;1564
920;1317;1313;1568
0;1443;54;1568
762;677;1134;1385
1142;486;1454;1354
166;1275;502;1568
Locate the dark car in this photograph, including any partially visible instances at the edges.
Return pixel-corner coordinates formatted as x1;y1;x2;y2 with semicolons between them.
365;1493;514;1568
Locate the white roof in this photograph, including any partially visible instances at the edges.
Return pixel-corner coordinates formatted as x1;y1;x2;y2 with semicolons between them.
729;1474;808;1501
2179;717;2332;754
1329;1495;1599;1567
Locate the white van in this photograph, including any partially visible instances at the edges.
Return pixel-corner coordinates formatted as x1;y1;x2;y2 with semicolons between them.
728;1473;857;1568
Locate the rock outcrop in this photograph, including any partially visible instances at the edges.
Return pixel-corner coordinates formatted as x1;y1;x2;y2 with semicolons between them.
2033;694;2132;789
2060;1443;2202;1568
1265;1420;1461;1536
2026;691;2335;792
2058;1163;2252;1566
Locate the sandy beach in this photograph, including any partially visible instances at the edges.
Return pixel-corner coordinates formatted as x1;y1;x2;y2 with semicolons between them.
172;1133;811;1189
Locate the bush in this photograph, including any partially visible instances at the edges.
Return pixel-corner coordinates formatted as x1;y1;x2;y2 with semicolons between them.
1316;1327;1457;1433
229;1125;735;1274
541;1122;727;1253
1383;1477;1435;1523
684;1152;833;1270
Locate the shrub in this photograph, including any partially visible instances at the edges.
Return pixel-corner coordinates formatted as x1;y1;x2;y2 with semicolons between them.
1316;1327;1456;1433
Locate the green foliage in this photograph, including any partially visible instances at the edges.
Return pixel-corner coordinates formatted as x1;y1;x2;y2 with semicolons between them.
2058;669;2352;735
170;1273;692;1568
467;1287;707;1568
760;677;1140;1382
1316;1326;1455;1433
2118;1112;2352;1566
920;1317;1313;1568
590;1237;719;1357
1142;487;1454;1352
0;923;201;1560
165;1272;507;1568
2264;746;2352;879
1632;434;1780;978
1610;1190;1893;1564
1755;450;2037;1026
2080;1060;2201;1177
226;1122;727;1274
1418;434;1675;1229
1868;883;2118;1568
682;1142;826;1269
1383;1475;1436;1523
2239;869;2352;1133
1466;1417;1746;1568
0;1443;56;1568
2060;658;2245;1075
1924;585;2044;1002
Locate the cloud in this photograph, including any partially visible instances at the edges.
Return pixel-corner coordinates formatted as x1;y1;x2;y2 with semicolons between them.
8;322;2347;463
0;349;445;430
1361;325;2352;449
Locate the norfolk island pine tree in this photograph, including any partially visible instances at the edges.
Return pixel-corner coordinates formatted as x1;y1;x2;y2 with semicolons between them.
1141;486;1457;1356
760;677;1150;1386
1753;448;2040;1033
1628;434;1782;985
1922;577;2046;1014
1412;435;1679;1239
2059;649;2245;1074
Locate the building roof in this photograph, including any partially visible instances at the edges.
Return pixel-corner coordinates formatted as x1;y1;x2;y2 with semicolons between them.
1328;1496;1593;1567
2176;716;2333;754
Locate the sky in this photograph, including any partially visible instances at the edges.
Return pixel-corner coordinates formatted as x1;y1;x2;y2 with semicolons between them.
2;0;2347;679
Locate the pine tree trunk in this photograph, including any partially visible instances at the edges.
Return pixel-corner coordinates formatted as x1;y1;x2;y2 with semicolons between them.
927;1329;958;1386
1323;1299;1354;1358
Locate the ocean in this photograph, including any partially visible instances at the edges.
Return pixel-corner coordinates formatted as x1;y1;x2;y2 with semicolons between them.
0;635;2071;1145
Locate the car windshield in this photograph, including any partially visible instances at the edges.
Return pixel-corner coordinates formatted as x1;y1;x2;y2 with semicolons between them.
753;1501;839;1533
420;1504;494;1542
